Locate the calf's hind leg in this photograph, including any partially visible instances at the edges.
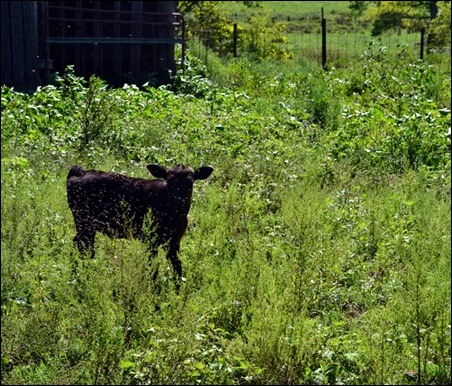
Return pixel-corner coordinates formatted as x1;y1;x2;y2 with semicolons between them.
73;230;95;259
147;246;159;282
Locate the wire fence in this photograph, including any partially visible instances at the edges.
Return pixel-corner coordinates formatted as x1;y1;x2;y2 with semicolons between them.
187;18;451;72
285;24;449;70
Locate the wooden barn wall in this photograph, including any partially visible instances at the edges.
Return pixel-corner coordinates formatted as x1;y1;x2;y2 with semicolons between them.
1;1;180;89
1;1;41;90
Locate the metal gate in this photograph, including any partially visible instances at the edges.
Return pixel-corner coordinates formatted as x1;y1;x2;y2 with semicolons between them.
40;1;185;86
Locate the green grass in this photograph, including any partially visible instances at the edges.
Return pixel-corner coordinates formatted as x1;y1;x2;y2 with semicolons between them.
1;35;451;385
220;1;352;20
265;0;351;15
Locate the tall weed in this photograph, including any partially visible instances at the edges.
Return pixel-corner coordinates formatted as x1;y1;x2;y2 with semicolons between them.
1;41;450;385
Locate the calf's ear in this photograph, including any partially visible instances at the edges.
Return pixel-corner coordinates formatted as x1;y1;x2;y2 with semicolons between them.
147;164;168;179
194;166;214;180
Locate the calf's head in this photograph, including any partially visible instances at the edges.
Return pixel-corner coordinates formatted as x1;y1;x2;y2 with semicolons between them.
147;164;214;214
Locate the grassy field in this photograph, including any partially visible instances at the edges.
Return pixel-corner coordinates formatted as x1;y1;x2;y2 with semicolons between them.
1;10;451;385
220;1;352;20
264;0;350;15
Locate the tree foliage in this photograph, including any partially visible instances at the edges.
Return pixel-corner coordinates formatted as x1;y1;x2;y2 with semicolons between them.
178;1;262;57
240;8;294;62
350;0;450;46
348;0;379;15
428;1;451;48
177;1;293;61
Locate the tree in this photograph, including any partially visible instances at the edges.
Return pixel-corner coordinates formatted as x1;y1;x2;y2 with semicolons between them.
369;1;433;35
177;1;262;56
348;1;379;16
427;1;451;49
350;1;447;37
360;1;450;51
177;1;293;61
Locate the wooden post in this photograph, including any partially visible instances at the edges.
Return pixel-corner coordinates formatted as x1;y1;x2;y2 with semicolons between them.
233;23;238;57
420;28;425;60
321;7;327;70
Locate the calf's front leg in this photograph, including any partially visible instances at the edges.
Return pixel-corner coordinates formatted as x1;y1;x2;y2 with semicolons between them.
167;241;182;278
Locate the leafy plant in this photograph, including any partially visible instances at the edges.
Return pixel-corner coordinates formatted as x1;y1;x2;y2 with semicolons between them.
1;28;450;385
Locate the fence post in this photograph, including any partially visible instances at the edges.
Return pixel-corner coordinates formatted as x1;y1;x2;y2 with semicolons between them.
420;28;425;60
321;8;327;70
233;23;238;57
